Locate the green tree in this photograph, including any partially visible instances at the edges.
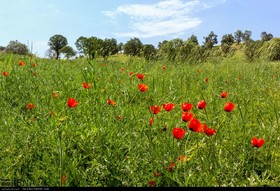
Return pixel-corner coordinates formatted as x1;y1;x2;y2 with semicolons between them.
141;44;157;61
266;38;280;61
5;40;29;55
234;30;243;44
242;30;252;43
188;34;199;45
123;38;143;56
48;34;68;60
100;38;118;60
261;31;273;42
221;34;235;55
75;36;103;59
117;42;124;53
203;31;218;49
61;46;76;59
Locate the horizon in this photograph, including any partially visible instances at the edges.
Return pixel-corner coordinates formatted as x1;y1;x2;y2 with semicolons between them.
1;0;280;58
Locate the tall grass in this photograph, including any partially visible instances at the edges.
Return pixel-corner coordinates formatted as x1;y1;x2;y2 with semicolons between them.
0;53;280;187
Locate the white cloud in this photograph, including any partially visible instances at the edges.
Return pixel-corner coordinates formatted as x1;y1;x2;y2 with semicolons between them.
104;0;226;38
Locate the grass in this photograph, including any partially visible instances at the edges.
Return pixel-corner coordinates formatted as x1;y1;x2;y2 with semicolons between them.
0;53;280;187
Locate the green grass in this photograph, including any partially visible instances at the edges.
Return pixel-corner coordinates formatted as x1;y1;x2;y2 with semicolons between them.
0;53;280;187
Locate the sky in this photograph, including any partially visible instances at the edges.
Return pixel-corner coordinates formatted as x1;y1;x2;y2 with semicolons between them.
0;0;280;58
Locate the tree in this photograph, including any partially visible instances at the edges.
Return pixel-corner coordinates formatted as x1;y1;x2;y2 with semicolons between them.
117;42;123;53
123;38;143;56
234;30;243;44
100;38;118;60
221;34;235;46
5;40;29;55
242;30;252;43
266;38;280;61
45;49;57;59
48;34;68;60
261;31;273;42
75;36;103;59
61;46;76;59
203;31;218;49
188;34;199;45
0;46;5;51
142;44;157;60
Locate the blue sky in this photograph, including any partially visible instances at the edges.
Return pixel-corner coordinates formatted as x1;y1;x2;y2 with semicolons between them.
0;0;280;58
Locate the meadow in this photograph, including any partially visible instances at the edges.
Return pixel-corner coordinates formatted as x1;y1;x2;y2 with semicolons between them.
0;53;280;187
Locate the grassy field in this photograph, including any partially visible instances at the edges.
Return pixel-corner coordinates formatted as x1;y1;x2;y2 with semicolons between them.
0;53;280;187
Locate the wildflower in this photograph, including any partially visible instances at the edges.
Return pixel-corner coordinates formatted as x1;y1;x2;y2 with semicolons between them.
53;92;59;98
197;70;201;73
67;98;78;108
178;155;187;162
205;78;209;82
167;162;176;171
33;72;36;76
129;72;133;76
61;175;66;186
117;115;123;121
32;63;37;67
197;100;206;109
148;180;155;187
82;82;92;89
121;68;125;71
138;84;148;92
224;102;235;112
19;60;25;66
162;103;175;111
182;112;194;122
172;127;186;139
136;73;144;80
26;103;35;110
107;99;116;106
2;71;8;76
188;118;203;132
151;105;161;114
203;124;216;136
101;63;105;67
251;137;265;148
182;102;193;111
149;118;154;126
221;91;228;98
163;66;166;70
154;172;160;177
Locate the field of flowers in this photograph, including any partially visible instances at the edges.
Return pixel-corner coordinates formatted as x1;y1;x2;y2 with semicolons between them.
0;53;280;187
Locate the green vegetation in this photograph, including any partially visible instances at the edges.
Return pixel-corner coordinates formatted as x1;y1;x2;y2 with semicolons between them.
0;51;280;187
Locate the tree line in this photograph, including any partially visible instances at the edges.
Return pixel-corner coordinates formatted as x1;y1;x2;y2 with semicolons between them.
1;30;279;62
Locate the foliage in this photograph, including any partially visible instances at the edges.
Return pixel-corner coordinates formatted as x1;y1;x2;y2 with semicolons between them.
5;40;29;55
48;34;68;60
266;38;280;61
141;44;157;61
261;32;273;42
61;46;77;60
123;37;143;56
203;31;218;49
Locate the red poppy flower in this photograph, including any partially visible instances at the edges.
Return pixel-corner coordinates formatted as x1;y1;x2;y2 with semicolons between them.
2;71;8;76
121;68;125;71
19;60;25;66
224;102;235;112
26;103;35;110
188;118;203;132
32;63;37;67
251;137;265;148
149;118;154;126
167;162;176;171
162;103;175;111
151;105;161;114
67;98;78;108
136;73;144;80
53;92;59;98
197;70;201;73
203;124;216;136
205;78;209;82
154;172;160;177
182;112;194;122
61;175;66;186
182;102;193;111
197;100;206;109
221;91;228;98
148;180;155;187
178;155;187;162
101;63;105;67
172;127;186;139
129;72;133;76
82;82;91;89
163;66;166;70
138;84;148;92
107;99;116;106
